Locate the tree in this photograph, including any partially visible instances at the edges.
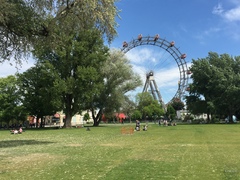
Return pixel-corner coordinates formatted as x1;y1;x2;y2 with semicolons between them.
166;104;176;120
0;75;26;126
0;0;119;63
34;29;108;128
17;64;62;127
188;52;240;123
83;113;90;122
136;92;155;113
121;96;137;123
186;95;208;114
170;98;185;111
0;0;47;63
131;110;142;121
136;92;165;120
90;49;142;126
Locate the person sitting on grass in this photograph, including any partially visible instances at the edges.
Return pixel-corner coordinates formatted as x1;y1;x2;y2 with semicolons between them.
143;125;148;131
10;129;19;134
135;120;140;131
18;127;23;134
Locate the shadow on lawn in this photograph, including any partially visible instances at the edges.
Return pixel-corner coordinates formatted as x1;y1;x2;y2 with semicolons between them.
0;140;54;148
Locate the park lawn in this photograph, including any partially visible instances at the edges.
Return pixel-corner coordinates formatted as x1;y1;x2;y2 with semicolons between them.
0;124;240;180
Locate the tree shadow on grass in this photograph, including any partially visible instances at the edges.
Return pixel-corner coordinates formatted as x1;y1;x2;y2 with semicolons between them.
0;140;54;148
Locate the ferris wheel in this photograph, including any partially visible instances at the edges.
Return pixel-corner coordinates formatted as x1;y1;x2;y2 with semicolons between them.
121;34;190;111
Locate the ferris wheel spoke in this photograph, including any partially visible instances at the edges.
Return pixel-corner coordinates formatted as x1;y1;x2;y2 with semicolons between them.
121;35;189;110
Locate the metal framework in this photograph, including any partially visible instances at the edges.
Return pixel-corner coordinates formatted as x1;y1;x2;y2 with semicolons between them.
121;35;189;110
142;71;167;112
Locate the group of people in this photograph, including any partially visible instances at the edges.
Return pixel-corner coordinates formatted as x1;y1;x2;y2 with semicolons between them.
135;120;148;131
10;127;23;134
158;119;177;126
134;119;178;131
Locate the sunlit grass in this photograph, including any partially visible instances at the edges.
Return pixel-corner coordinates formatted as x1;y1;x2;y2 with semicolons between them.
0;124;240;179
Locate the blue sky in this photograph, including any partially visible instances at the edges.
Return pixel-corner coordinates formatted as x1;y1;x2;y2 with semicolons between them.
1;0;240;103
110;0;240;103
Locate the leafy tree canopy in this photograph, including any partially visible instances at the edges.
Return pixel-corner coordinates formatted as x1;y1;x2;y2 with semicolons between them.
34;29;109;128
135;92;165;120
188;52;240;122
0;75;26;125
90;49;142;126
0;0;119;63
169;98;185;111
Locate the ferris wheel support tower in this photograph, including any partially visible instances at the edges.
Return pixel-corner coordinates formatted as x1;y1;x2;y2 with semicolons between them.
143;71;167;112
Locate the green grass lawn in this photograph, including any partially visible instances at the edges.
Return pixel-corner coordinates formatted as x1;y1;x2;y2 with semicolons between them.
1;124;240;180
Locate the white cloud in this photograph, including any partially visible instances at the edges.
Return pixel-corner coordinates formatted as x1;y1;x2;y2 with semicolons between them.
197;2;240;42
155;66;179;88
212;3;224;15
224;6;240;21
213;2;240;22
127;47;163;65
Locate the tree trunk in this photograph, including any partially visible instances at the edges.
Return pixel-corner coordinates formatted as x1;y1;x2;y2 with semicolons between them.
228;112;233;123
129;115;132;123
64;95;73;128
93;119;100;126
40;115;44;128
36;116;39;128
64;113;72;128
91;108;102;127
206;111;211;124
63;107;73;128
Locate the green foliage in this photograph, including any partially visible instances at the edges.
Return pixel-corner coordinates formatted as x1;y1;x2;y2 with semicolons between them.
0;0;119;63
1;0;120;127
136;92;165;120
17;64;61;123
83;113;90;121
0;75;27;125
166;104;176;120
91;49;142;126
170;98;185;111
0;0;46;62
186;96;209;115
131;110;142;120
136;92;154;110
121;96;137;122
188;52;240;122
34;29;108;127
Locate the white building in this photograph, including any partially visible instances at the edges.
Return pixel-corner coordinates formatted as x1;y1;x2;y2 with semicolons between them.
46;110;93;127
